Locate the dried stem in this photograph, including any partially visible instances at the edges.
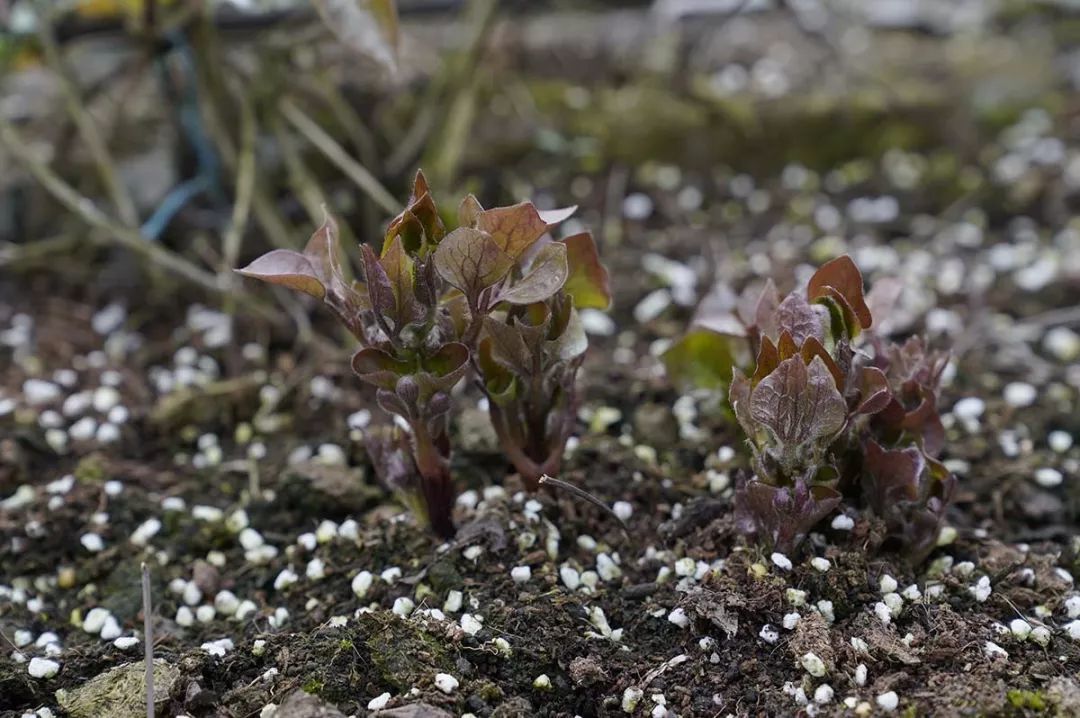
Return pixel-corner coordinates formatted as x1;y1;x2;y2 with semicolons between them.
141;562;154;718
538;475;628;532
0;118;222;294
37;17;139;227
220;83;257;282
279;97;399;215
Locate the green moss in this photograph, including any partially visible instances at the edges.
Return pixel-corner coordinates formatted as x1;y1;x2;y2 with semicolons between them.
364;615;455;691
74;454;107;484
302;677;325;695
1007;689;1047;711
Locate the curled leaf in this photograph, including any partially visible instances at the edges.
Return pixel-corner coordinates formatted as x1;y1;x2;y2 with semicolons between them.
351;347;415;390
499;242;569;305
235;250;325;299
548;306;587;361
807;255;873;335
856;366;892;415
414;342;470;397
562;232;612;310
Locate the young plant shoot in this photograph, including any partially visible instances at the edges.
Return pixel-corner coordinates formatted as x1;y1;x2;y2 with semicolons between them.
237;172;610;537
665;256;954;562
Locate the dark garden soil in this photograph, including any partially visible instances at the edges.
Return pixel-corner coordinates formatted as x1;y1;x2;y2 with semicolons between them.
3;3;1080;718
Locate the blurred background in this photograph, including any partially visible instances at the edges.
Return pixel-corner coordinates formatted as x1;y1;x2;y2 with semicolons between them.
3;0;1077;317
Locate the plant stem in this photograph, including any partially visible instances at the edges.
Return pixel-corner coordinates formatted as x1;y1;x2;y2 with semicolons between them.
410;420;456;538
141;562;154;718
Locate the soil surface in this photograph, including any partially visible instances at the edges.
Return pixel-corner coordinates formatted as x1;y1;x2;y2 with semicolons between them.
3;3;1080;718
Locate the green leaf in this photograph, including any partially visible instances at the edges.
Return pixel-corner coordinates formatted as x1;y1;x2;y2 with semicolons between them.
351;347;415;390
379;235;420;329
662;329;737;391
562;232;611;310
414;342;470;397
433;227;514;307
235;249;325;299
482;317;532;376
500;242;569;305
477;338;516;401
807;255;872;333
547;306;587;360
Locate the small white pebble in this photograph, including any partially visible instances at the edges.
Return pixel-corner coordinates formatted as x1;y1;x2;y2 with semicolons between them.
667;607;689;629
352;571;374;599
27;657;60;679
100;615;122;640
800;652;826;677
195;606;216;624
596;553;622;582
810;557;830;573
460;613;483;636
831;514;854;531
533;674;551;690
235;600;257;621
182;582;202;606
560;566;581;591
771;552;792;571
1064;620;1080;640
969;576;992;603
1010;618;1032;639
874;602;892;625
367;693;391;711
814;684;834;705
612;501;633;521
392;597;415;617
130;518;161;546
854;663;868;686
80;533;104;553
1049;431;1073;454
1003;382;1036;408
782;612;801;630
622;687;644;713
511;566;532;584
214;591;239;617
23;380;61;406
444;590;463;613
876;691;899;712
113;636;139;650
434;672;459;694
381;567;402;584
879;574;898;593
201;638;234;657
306;558;326;581
176;607;194;627
1034;467;1063;488
759;624;779;644
83;608;110;635
985;640;1009;658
